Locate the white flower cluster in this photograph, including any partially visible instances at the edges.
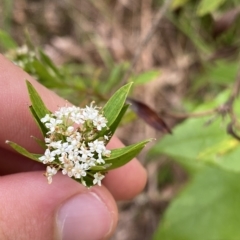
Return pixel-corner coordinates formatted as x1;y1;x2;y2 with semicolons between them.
6;45;36;69
39;104;110;186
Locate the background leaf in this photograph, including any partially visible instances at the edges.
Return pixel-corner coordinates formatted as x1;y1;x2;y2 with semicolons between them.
0;29;17;50
154;166;240;240
131;70;160;85
148;89;240;173
197;0;227;16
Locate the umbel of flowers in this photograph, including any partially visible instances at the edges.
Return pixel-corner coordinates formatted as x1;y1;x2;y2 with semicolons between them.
39;104;111;186
7;81;150;188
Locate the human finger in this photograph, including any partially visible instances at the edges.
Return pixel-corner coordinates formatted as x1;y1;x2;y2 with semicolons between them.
0;171;118;240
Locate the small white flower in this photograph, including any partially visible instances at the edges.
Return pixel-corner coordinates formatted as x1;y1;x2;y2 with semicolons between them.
96;154;105;164
39;148;55;164
62;160;74;177
16;45;28;55
53;142;71;156
67;132;81;143
79;146;92;160
68;152;81;162
93;115;107;131
69;108;85;124
83;105;99;120
45;137;51;144
93;172;105;186
88;140;105;154
84;156;96;168
45;118;63;133
103;149;111;157
65;126;74;135
104;135;109;140
72;163;87;178
45;166;58;184
41;114;51;123
49;140;62;149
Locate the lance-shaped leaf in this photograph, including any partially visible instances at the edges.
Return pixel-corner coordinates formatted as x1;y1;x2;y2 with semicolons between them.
96;104;129;142
105;104;129;139
26;80;50;120
31;136;46;149
6;141;41;162
104;139;151;170
29;106;48;136
102;82;133;126
127;98;172;133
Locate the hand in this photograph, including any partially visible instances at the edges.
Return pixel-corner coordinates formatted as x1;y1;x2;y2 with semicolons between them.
0;54;147;240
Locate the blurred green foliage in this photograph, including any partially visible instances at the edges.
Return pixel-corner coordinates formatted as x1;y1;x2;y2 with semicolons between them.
1;0;240;238
149;1;240;239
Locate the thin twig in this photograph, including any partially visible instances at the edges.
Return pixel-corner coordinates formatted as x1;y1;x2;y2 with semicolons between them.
160;109;217;119
121;0;172;84
226;67;240;106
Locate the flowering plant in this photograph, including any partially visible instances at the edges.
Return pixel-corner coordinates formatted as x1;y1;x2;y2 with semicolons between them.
7;81;150;187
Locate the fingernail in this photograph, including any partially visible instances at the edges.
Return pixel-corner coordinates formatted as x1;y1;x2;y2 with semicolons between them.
56;192;113;240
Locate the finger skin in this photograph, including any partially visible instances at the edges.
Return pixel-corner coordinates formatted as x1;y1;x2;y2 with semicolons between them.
0;172;118;240
0;148;44;175
105;138;147;200
0;54;147;200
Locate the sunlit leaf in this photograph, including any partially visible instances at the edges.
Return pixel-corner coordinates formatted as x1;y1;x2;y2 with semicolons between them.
6;141;41;162
103;82;133;126
171;0;190;10
29;106;48;136
149;90;240;173
26;80;50;120
101;64;126;93
100;104;129;142
0;29;17;50
130;70;160;85
38;49;63;79
197;0;227;16
105;139;151;170
154;167;240;240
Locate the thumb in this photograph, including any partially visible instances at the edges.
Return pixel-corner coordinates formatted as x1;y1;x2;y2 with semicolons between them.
0;172;117;240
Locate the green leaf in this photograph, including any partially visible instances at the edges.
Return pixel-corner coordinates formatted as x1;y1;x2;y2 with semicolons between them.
154;167;240;240
101;64;125;94
171;0;191;10
149;90;240;173
90;164;112;171
105;139;151;170
103;82;133;127
197;0;227;16
106;104;129;138
149;116;227;172
131;70;160;85
96;104;129;142
31;60;61;87
26;80;50;120
38;49;63;79
29;106;48;136
192;61;238;92
0;29;17;50
7;141;41;162
31;136;46;149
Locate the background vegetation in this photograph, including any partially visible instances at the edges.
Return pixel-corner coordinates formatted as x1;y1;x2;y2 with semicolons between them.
1;0;240;239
